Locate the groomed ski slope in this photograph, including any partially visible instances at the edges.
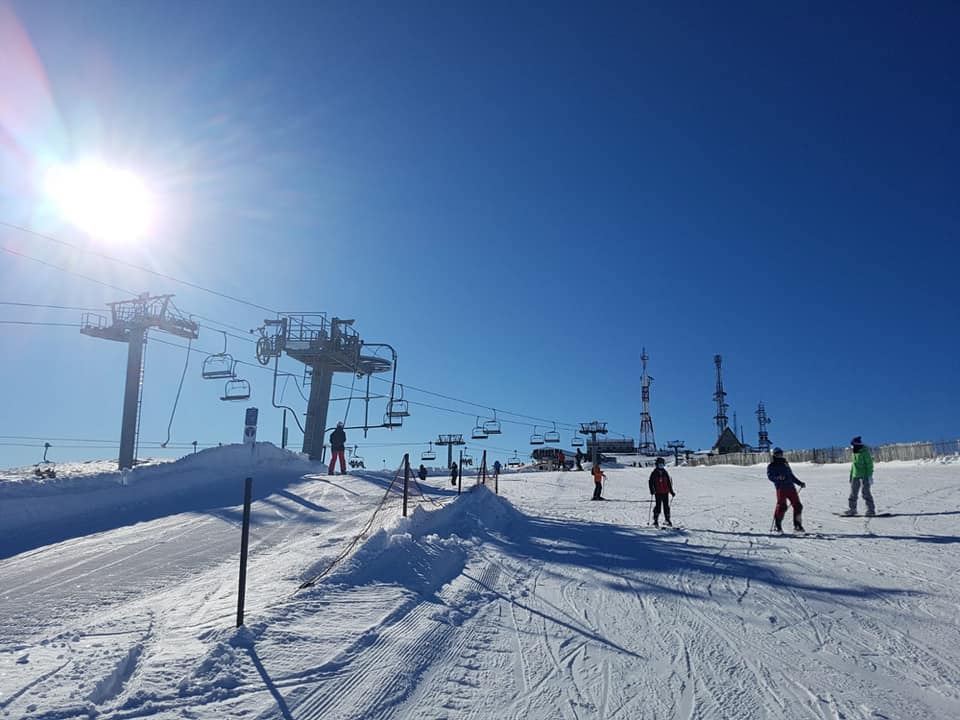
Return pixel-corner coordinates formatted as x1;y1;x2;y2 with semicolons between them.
1;446;959;719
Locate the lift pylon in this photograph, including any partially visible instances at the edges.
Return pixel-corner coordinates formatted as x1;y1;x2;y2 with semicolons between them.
81;293;199;469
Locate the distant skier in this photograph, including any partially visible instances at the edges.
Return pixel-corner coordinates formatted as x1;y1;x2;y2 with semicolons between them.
493;459;502;482
328;422;347;475
418;463;428;482
557;450;566;471
767;447;805;533
591;463;606;500
450;461;459;486
844;436;876;516
649;457;675;527
575;448;584;471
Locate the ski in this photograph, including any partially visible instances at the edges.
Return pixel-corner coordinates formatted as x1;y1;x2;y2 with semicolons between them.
833;512;893;518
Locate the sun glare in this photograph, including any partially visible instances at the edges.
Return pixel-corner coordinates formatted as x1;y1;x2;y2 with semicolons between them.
44;162;153;244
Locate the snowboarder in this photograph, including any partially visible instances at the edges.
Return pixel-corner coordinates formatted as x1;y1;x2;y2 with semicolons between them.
450;461;459;486
575;448;584;471
418;463;428;482
649;457;675;527
557;450;566;471
591;463;605;500
767;447;806;532
328;422;347;475
845;436;876;516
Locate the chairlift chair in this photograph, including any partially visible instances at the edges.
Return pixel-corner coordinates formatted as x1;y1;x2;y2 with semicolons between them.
529;426;545;446
383;412;403;428
571;434;585;447
508;451;522;467
471;416;488;440
461;452;473;467
421;442;437;462
221;378;251;401
34;441;56;479
349;445;366;469
482;409;502;435
202;332;237;379
544;423;561;444
386;384;410;418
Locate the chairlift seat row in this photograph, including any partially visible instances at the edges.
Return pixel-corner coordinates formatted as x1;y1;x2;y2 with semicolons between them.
202;353;236;380
221;378;251;401
483;420;502;434
544;430;561;443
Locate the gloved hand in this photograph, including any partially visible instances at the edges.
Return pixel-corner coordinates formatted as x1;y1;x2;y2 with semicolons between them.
670;491;676;497
798;481;806;488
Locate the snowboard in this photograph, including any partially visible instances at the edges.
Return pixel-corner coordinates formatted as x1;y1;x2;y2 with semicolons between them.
833;512;893;518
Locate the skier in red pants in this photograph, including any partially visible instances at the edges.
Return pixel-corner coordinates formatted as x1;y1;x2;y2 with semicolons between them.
766;447;806;533
328;422;347;475
648;457;675;527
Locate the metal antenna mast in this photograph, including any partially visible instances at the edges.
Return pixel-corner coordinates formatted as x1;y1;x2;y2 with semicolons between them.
756;402;772;452
713;354;729;437
638;348;656;454
81;293;199;469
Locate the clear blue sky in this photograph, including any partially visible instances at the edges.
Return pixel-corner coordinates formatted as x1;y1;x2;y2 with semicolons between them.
2;1;958;470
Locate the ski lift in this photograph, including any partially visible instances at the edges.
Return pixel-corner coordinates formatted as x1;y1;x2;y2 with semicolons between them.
387;384;409;418
202;331;237;380
461;452;473;467
221;377;251;401
383;412;403;428
483;409;502;435
570;433;585;447
349;445;366;469
508;450;522;467
421;442;437;462
471;416;488;440
544;423;561;444
33;442;56;479
529;426;545;446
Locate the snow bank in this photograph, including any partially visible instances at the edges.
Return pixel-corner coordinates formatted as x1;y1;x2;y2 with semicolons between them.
0;443;315;559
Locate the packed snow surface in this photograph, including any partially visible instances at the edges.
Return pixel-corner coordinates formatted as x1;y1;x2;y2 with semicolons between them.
2;445;959;719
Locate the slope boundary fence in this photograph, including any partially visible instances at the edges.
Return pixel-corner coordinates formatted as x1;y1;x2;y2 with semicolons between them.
690;438;960;467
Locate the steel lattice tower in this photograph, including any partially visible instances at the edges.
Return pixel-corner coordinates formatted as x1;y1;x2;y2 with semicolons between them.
756;402;772;452
638;348;656;454
713;354;729;436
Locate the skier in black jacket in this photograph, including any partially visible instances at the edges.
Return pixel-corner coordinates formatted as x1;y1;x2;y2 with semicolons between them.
648;457;675;527
328;422;347;475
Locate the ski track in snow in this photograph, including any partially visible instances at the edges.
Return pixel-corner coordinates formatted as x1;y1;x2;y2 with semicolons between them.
2;450;960;718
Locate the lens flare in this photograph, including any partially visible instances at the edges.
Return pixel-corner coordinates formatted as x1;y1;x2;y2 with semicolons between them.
44;161;153;244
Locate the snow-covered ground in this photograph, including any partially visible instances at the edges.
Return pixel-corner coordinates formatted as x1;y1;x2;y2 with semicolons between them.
2;446;959;719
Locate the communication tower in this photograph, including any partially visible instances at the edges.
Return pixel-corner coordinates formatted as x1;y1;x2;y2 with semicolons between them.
756;402;772;452
638;348;656;454
713;354;729;437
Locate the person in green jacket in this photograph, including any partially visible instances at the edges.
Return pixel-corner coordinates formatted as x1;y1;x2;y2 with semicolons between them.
844;435;876;516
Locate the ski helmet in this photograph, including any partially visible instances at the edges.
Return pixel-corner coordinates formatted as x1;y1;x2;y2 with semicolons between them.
772;447;784;457
655;457;665;465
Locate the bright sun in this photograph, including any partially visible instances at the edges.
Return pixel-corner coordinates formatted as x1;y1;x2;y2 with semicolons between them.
44;161;153;244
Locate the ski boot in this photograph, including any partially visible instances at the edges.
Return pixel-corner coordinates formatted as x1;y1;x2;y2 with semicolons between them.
653;518;659;528
865;509;876;517
664;519;672;527
774;518;783;534
841;508;857;517
794;522;805;533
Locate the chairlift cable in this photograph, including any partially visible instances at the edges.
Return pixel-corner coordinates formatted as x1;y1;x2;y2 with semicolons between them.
0;221;278;314
161;337;192;447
